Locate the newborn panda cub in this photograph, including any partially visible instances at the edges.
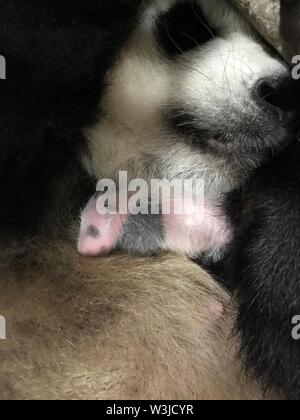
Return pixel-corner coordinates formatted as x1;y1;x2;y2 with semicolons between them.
79;0;292;261
78;191;231;259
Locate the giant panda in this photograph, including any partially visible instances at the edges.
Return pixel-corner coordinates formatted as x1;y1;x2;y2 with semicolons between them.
0;0;296;400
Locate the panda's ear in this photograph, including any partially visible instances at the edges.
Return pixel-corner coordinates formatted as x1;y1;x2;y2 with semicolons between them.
154;1;216;58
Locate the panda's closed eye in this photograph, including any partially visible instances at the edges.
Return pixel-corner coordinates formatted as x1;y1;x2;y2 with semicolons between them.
155;0;216;58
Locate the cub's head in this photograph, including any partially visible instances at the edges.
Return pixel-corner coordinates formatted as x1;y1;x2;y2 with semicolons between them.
86;0;297;196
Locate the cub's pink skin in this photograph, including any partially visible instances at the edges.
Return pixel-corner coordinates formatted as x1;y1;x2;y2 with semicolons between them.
78;195;127;257
163;199;232;258
78;193;232;259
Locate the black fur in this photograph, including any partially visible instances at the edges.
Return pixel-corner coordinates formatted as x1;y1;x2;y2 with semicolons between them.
225;130;300;399
0;0;142;239
155;0;216;57
213;5;300;400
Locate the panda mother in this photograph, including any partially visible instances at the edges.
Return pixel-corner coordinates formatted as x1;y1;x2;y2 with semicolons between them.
0;0;298;400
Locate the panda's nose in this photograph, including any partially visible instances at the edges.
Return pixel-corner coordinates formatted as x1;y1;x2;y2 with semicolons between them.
254;76;300;126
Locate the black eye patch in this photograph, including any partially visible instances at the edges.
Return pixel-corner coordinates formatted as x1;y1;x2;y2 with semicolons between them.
155;0;216;58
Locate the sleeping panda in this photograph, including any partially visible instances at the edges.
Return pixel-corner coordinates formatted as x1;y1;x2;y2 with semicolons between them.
79;0;294;260
0;0;258;400
78;0;300;398
78;0;300;399
0;0;297;400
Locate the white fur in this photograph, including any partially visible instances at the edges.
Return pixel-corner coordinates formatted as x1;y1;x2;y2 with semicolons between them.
84;0;288;199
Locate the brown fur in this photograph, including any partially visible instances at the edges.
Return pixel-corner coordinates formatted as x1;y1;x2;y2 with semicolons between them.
0;240;276;400
0;0;285;401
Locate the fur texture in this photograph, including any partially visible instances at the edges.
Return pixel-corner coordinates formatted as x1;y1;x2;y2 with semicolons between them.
0;242;272;400
225;137;300;400
0;0;267;400
0;0;294;400
82;0;299;399
221;10;300;397
86;0;289;200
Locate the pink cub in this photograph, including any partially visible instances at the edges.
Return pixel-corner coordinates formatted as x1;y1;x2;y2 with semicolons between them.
78;193;232;259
